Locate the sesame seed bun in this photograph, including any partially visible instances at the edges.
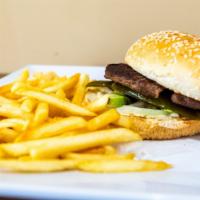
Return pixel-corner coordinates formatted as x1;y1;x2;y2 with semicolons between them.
125;31;200;101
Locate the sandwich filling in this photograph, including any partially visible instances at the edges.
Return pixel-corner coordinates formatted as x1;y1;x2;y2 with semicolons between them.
105;63;200;110
87;63;200;120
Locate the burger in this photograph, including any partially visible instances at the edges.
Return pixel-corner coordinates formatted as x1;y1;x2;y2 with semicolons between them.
87;31;200;140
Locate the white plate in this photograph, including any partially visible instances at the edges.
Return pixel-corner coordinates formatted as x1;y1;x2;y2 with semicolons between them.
0;65;200;200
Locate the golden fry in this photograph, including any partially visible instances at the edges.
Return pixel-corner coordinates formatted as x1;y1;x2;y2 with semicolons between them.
38;80;58;89
34;71;58;82
104;145;117;155
11;82;27;93
77;160;172;173
0;148;6;158
30;128;141;159
4;130;87;156
0;118;29;132
87;109;120;131
31;102;49;128
44;73;80;93
72;74;89;105
16;69;29;82
20;98;37;113
80;146;114;154
0;159;77;172
0;83;12;94
64;88;75;99
80;147;106;154
27;78;39;87
63;152;134;160
0;128;19;143
55;89;66;99
1;129;141;158
18;90;95;116
0;96;18;106
3;92;21;100
1;138;54;157
18;117;87;141
0;104;32;119
59;129;88;137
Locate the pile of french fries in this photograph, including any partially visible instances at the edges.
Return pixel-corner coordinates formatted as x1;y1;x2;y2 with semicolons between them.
0;69;171;172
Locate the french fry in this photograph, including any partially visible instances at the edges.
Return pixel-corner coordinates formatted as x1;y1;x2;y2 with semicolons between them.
59;129;88;137
63;152;134;160
104;145;117;155
0;96;19;106
44;73;80;93
27;78;39;87
37;79;58;89
80;147;105;154
16;69;29;82
34;71;58;82
43;72;59;81
0;128;19;143
1;138;56;157
11;82;41;93
87;109;120;131
48;106;67;118
86;95;109;112
48;92;68;101
31;102;49;128
20;98;37;113
18;156;33;161
77;160;172;173
0;159;77;172
18;90;95;117
80;146;114;154
80;145;116;154
3;92;21;100
0;104;32;119
55;89;66;99
64;88;75;99
30;128;141;159
72;74;89;105
2;133;81;157
0;83;12;94
0;118;29;132
0;148;6;158
0;128;140;158
18;117;87;141
11;82;26;93
17;96;28;103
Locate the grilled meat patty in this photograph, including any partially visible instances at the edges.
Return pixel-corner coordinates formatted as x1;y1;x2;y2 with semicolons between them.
171;93;200;110
105;63;164;98
105;63;200;110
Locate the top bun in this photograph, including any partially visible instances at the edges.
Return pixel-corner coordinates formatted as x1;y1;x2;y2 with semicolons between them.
125;31;200;101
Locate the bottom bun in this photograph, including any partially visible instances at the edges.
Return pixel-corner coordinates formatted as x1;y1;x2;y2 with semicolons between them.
119;115;200;140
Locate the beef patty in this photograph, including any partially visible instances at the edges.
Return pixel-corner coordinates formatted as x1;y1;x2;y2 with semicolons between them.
105;63;164;98
171;93;200;110
105;63;200;110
